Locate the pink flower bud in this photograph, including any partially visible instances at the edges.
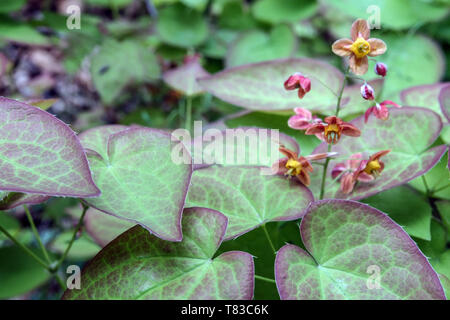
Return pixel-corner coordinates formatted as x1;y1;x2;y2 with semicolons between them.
360;83;375;100
374;62;387;77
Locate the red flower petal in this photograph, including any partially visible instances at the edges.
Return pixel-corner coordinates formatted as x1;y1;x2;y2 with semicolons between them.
305;123;326;135
340;173;356;194
340;123;361;137
293;107;312;119
297;170;311;186
288;114;311;130
364;106;375;123
331;163;346;179
380;100;402;108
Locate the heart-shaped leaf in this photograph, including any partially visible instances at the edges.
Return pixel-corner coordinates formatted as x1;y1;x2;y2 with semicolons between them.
91;39;160;105
80;127;192;241
308;107;446;200
85;207;135;247
226;25;297;68
62;207;255;300
78;124;129;160
156;3;208;48
400;83;450;122
0;97;100;197
198;58;344;112
251;0;318;24
186;166;313;239
275;200;446;300
0;192;49;210
320;0;449;30
163;57;210;96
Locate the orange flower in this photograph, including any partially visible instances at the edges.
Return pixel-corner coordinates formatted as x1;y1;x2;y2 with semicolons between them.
272;146;332;186
305;116;361;144
331;19;387;75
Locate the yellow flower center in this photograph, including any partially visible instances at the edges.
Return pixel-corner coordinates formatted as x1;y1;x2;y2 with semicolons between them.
351;37;371;58
324;124;340;144
364;160;381;176
286;158;302;176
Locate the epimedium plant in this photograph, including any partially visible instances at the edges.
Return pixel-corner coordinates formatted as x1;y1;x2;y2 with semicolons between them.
0;18;449;300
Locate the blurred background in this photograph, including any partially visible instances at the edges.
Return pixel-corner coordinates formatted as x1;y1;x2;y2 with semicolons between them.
0;0;449;299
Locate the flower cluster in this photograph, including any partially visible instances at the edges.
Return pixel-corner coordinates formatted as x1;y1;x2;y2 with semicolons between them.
276;19;397;195
331;150;390;193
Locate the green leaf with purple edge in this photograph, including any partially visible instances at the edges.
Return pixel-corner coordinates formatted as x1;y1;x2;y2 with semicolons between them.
80;127;192;241
62;207;255;300
198;58;344;112
185;166;313;239
0;97;100;198
84;207;135;247
308;107;446;200
439;83;450;122
163;58;210;96
275;200;446;300
400;82;450;122
187;127;300;169
0;191;49;210
78;124;130;160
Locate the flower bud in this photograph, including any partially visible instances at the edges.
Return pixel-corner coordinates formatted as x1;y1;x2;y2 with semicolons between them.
284;72;303;90
360;82;375;100
374;62;387;77
284;72;311;99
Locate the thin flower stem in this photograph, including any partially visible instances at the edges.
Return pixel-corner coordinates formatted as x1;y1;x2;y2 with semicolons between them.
0;221;50;270
24;205;51;264
319;67;350;200
335;66;350;117
255;275;276;284
185;96;192;133
261;224;276;255
55;204;89;269
319;144;332;200
346;74;365;83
